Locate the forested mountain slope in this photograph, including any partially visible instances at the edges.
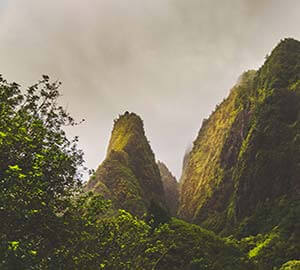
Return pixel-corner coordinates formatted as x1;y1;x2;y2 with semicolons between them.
179;38;300;269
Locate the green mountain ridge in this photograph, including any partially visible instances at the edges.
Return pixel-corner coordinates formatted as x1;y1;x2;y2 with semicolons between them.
178;38;300;269
86;112;167;215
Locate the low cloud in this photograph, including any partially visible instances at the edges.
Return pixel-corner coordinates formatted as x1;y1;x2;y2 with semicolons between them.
0;0;299;178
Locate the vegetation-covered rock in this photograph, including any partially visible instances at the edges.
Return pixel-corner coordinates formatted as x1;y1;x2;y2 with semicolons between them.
86;112;167;216
157;161;179;215
179;38;300;269
178;69;256;227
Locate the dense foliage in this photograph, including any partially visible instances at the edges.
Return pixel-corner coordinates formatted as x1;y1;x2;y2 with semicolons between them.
0;75;87;268
156;219;254;270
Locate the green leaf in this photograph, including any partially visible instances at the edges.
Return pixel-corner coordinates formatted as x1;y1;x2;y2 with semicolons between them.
29;250;37;256
8;165;21;171
9;241;19;251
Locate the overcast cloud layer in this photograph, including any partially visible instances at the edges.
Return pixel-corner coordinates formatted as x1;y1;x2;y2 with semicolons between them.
0;0;300;179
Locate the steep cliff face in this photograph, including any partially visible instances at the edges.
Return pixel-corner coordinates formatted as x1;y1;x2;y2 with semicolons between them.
178;69;256;226
86;112;166;215
179;39;300;240
157;161;179;215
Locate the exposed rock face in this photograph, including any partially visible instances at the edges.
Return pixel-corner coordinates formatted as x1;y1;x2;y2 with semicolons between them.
178;39;300;238
86;112;166;215
157;161;179;215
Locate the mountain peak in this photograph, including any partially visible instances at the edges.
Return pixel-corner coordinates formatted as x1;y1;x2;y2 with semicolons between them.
114;111;143;126
275;37;300;50
157;161;176;180
87;112;166;215
255;37;300;90
107;111;145;154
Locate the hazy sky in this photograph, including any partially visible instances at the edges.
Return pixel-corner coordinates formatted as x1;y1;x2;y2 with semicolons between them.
1;0;300;179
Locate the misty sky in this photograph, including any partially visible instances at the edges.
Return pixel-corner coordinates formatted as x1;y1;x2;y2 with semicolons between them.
1;0;300;179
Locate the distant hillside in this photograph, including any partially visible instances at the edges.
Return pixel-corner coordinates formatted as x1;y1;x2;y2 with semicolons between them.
157;161;179;215
86;112;167;215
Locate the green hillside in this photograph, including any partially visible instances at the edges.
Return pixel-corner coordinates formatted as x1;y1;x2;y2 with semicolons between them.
179;38;300;269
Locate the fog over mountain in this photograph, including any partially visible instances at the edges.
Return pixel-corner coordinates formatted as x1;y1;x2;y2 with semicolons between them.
0;0;300;178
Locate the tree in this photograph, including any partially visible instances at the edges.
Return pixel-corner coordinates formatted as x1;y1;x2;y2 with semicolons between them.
146;200;170;229
0;75;86;268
